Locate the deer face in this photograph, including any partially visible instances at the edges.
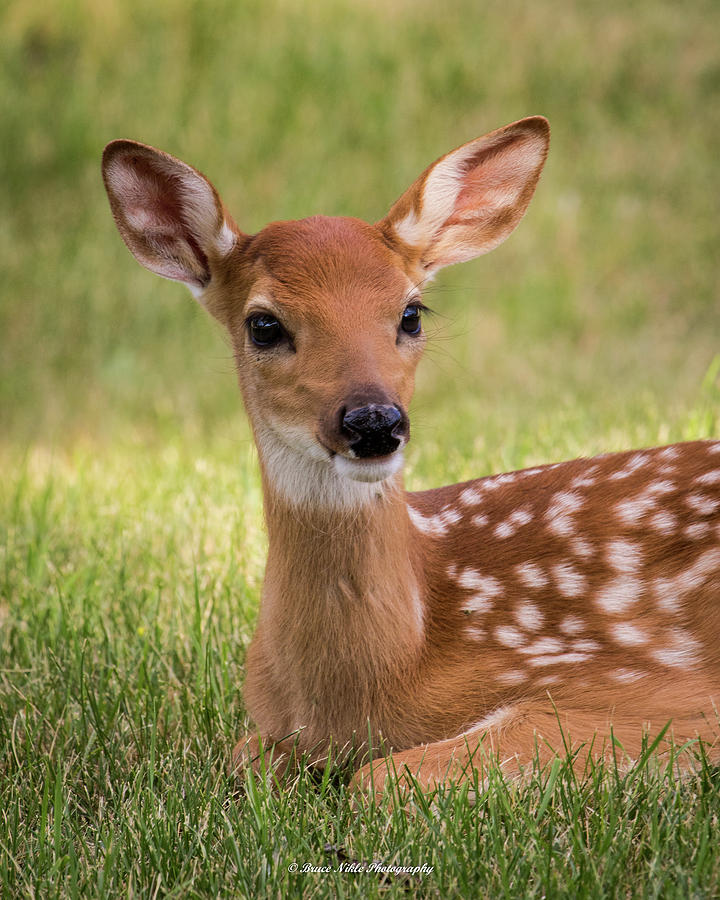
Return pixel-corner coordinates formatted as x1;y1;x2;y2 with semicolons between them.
223;216;424;492
102;117;549;506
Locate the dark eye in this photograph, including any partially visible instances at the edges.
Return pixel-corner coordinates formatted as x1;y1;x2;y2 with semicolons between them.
248;314;283;348
400;304;422;336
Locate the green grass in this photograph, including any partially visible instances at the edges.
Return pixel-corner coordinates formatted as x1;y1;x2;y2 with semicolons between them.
3;441;720;898
2;0;720;895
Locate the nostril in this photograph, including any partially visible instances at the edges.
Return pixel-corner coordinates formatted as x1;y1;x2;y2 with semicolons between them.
338;406;350;436
389;410;406;438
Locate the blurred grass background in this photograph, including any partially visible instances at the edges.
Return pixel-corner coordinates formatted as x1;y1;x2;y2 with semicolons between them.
1;0;718;462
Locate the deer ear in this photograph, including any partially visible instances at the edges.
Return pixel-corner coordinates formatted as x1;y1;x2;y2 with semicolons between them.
379;116;549;275
102;140;239;299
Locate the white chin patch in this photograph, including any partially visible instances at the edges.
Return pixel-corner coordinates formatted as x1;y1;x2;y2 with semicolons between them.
254;424;405;510
334;452;405;483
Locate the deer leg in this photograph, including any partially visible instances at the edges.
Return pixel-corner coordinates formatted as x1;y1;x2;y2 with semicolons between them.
350;699;720;799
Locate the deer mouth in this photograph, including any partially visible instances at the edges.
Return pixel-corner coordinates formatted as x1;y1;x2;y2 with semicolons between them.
316;427;406;483
332;450;405;483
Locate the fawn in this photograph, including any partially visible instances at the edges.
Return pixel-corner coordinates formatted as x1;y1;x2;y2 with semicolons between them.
102;117;720;795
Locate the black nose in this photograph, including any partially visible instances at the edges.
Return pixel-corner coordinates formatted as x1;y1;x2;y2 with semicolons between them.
341;404;407;458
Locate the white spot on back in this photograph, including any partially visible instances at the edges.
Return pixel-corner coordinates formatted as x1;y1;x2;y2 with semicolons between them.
610;622;648;646
459;486;484;506
571;537;594;559
559;615;586;635
595;576;642;614
695;470;720;485
494;507;533;539
611;668;646;683
458;569;503;615
407;505;447;537
609;453;650;481
686;494;719;516
514;601;544;631
653;577;681;614
465;625;486;641
472;513;489;528
545;491;583;536
407;505;460;536
515;562;548;590
570;474;596;489
537;674;561;686
648;511;677;534
458;569;502;594
519;637;565;656
615;495;657;526
606;540;643;574
552;561;587;598
614;480;675;528
495;625;526;648
652;548;720;613
684;522;710;540
482;473;517;492
495;669;527;685
527;652;590;667
461;593;495;615
571;639;601;652
651;627;702;669
674;548;720;594
645;480;676;495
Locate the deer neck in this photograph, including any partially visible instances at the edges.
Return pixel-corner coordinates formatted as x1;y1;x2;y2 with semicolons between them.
259;471;426;695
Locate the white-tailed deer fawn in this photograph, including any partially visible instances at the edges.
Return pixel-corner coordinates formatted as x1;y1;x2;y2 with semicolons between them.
102;117;720;796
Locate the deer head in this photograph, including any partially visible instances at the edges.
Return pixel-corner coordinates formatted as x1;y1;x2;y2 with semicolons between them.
102;117;549;508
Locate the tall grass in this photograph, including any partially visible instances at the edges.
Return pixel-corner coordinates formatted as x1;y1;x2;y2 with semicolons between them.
1;0;720;896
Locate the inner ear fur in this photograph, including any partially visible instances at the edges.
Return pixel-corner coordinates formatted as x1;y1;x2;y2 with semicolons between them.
378;116;550;274
102;140;238;295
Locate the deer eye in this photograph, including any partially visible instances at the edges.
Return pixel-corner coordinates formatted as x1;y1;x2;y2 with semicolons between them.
400;304;422;336
247;314;283;348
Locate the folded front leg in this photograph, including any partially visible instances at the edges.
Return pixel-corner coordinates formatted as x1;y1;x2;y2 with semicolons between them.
350;698;719;800
350;706;524;797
